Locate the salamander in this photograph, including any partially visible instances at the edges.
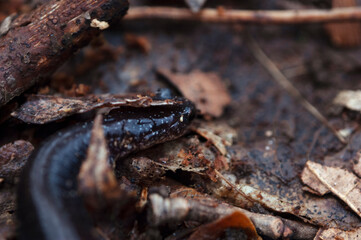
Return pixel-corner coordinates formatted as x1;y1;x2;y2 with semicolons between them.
17;96;196;240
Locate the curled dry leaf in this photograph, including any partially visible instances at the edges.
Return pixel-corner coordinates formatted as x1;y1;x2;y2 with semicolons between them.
12;94;183;124
0;140;34;180
78;114;120;209
306;161;361;218
333;90;361;112
157;68;231;117
301;165;330;196
188;211;260;240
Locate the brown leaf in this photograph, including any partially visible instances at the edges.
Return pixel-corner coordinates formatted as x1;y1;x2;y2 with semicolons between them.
157;69;231;117
188;211;260;240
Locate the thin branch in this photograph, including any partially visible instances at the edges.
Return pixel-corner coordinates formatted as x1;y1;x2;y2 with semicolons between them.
248;38;347;144
125;6;361;24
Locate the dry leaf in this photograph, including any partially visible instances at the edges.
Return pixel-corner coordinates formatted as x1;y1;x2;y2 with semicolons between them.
193;122;236;156
157;69;231;117
78;114;120;209
301;165;330;196
315;226;361;240
306;161;361;218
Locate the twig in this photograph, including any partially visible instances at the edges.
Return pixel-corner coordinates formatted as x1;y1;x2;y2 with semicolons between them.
125;6;361;24
248;39;347;144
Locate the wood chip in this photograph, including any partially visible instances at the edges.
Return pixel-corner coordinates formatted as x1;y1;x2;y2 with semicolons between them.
157;69;231;117
306;161;361;218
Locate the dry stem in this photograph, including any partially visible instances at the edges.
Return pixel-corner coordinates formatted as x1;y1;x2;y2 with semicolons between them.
125;6;361;24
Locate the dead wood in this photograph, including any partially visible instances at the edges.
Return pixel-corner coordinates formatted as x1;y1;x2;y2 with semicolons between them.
0;0;129;107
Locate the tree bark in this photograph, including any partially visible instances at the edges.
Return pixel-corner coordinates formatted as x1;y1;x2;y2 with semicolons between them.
0;0;129;107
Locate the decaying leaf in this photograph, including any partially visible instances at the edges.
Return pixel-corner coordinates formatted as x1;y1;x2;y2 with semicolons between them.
78;114;121;209
193;121;236;156
188;211;260;240
306;161;361;218
12;94;182;124
157;69;231;117
301;165;330;196
315;226;361;240
0;140;34;180
333;90;361;112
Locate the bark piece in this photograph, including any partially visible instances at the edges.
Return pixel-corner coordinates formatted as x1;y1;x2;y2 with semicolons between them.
0;140;34;180
157;69;231;117
0;0;129;106
306;161;361;218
